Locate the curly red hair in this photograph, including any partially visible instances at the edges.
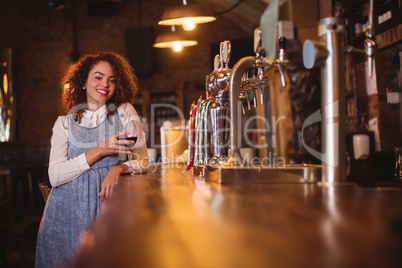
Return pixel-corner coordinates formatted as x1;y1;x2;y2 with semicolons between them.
62;52;138;122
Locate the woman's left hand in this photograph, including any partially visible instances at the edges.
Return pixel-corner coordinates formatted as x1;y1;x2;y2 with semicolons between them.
99;164;127;203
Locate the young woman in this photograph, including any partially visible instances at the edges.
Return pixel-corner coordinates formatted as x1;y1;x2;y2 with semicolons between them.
36;52;149;268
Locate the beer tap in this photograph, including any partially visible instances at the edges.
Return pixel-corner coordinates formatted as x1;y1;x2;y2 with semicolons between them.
240;90;251;110
249;86;258;108
202;98;214;164
194;98;214;166
249;67;266;105
302;17;347;184
201;40;233;165
227;27;288;166
239;71;256;110
206;41;232;98
193;99;206;166
192;31;288;168
256;83;265;104
186;99;199;170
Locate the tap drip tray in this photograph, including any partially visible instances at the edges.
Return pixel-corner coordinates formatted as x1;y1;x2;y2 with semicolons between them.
193;164;322;184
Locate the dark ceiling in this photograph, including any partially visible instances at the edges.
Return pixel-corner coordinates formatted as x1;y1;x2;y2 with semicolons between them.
194;0;271;33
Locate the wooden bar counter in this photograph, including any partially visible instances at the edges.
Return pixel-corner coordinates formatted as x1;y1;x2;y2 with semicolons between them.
71;164;402;268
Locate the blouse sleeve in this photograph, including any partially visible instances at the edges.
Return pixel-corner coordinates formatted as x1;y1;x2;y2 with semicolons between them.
118;103;149;173
48;116;91;187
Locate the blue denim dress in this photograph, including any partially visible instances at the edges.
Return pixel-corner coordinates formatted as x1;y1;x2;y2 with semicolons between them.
36;112;123;268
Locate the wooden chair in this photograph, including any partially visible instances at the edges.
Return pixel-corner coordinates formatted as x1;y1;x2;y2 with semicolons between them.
39;183;51;203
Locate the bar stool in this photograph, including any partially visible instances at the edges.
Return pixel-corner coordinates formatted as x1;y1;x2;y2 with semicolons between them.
38;183;51;203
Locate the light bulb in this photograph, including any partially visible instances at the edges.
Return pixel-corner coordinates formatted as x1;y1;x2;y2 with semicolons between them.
172;42;183;52
182;18;196;31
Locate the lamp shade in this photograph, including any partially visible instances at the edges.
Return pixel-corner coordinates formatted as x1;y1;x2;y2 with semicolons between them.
158;4;216;30
153;31;198;52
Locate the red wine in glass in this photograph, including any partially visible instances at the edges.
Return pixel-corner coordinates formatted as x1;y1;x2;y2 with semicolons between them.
117;136;137;147
118;136;137;173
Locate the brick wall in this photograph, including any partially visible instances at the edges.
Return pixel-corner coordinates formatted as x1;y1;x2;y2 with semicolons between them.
0;0;250;146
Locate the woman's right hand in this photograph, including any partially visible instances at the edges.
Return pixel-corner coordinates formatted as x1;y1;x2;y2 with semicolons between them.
85;131;134;167
97;131;133;155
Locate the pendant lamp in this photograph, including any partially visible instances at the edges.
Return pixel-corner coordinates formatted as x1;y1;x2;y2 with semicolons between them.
153;26;198;52
158;0;216;31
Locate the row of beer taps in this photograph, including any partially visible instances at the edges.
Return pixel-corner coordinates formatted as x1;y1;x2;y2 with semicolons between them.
185;5;376;183
187;27;289;169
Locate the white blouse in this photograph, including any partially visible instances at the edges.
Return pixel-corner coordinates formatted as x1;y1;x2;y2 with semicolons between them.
48;103;148;187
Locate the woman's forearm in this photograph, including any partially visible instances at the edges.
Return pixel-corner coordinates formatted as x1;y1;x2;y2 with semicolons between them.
84;146;104;167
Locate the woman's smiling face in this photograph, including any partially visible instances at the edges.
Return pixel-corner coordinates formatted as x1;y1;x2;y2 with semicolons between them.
85;61;116;111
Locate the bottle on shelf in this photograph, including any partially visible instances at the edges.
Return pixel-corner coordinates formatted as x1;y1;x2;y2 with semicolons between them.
378;1;392;24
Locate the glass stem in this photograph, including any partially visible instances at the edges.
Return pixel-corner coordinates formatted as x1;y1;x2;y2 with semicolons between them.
128;153;133;172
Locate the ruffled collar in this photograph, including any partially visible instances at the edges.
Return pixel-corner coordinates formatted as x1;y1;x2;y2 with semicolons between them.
83;105;107;126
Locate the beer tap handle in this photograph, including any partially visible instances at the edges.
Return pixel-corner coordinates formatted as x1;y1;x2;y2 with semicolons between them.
219;42;225;68
254;27;263;58
222;41;231;68
278;36;287;61
277;36;287;87
214;54;220;70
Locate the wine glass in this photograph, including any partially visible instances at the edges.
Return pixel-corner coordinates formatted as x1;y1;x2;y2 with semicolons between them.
118;120;137;174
